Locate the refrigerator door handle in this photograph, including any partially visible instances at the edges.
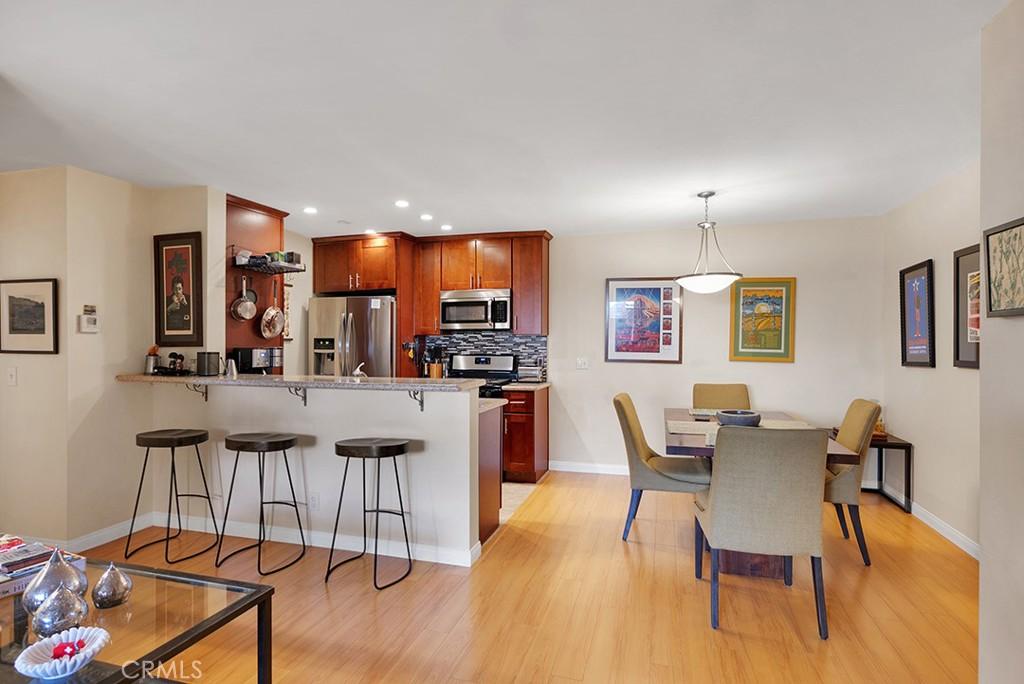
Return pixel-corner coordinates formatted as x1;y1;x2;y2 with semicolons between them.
336;309;346;376
345;312;355;376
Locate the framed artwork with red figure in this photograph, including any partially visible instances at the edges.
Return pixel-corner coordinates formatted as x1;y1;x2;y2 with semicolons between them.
604;278;682;363
899;259;935;367
953;244;980;368
153;232;204;347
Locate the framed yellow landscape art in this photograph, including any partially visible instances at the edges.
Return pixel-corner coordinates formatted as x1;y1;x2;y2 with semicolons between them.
729;277;796;363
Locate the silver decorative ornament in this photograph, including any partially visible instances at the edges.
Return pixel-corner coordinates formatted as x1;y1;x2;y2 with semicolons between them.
92;562;133;609
21;550;88;613
31;583;89;638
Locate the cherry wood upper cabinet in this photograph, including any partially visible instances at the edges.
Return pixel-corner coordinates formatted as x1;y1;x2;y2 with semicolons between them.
359;237;396;290
476;238;512;289
441;239;476;290
414;242;442;335
313;237;397;292
512;236;549;335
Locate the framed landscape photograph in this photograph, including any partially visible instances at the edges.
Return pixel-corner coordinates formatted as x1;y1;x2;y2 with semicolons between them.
984;216;1024;317
604;278;682;363
729;277;796;363
153;231;204;347
900;259;935;367
953;244;980;368
0;279;59;354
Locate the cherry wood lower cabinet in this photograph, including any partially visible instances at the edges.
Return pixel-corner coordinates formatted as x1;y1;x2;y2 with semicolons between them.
479;406;503;544
502;387;549;483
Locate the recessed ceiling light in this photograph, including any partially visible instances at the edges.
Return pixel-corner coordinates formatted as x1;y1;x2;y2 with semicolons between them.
364;228;378;235
420;214;433;221
441;224;453;231
394;199;410;208
303;207;318;215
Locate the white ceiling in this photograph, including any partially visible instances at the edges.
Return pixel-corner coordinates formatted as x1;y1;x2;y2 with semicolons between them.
0;1;1005;237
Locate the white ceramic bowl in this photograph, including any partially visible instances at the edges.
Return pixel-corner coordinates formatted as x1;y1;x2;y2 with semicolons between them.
14;626;110;680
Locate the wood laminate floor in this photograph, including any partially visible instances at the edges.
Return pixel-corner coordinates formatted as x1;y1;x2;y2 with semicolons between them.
84;471;978;683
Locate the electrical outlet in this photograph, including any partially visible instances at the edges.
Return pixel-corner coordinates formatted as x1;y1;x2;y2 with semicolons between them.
308;492;320;512
575;357;590;370
6;368;16;386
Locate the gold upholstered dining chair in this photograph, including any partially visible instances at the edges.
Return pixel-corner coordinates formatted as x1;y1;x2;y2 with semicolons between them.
826;399;882;566
692;383;751;410
693;426;830;639
613;393;711;541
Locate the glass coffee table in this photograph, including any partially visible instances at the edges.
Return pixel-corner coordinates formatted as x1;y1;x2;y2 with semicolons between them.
0;560;273;683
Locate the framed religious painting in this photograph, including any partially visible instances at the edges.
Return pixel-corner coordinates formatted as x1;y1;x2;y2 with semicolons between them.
0;278;59;354
900;259;935;367
984;215;1024;317
728;277;796;362
953;244;980;368
153;232;204;347
604;278;682;363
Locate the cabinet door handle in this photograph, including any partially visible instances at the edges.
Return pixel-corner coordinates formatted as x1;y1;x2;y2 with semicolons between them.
509;400;526;405
515;314;519;330
356;273;361;288
504;417;508;435
434;316;438;331
349;274;353;289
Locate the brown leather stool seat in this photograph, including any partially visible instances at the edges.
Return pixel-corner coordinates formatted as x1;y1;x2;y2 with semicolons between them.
334;437;409;459
225;432;298;453
135;428;209;448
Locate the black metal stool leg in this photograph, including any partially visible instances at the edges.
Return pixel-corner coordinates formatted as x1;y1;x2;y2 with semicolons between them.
215;450;251;567
124;448;152;559
257;451;267;574
194;445;220;540
326;458;368;582
164;446;220;565
372;455;413;590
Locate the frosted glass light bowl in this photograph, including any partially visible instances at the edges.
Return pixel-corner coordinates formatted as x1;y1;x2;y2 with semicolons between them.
14;626;110;680
716;410;762;427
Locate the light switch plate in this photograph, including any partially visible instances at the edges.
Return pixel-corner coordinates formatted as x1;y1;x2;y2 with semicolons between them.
6;368;17;386
575;357;590;370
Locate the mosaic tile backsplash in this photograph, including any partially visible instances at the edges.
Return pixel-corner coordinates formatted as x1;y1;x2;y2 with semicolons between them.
423;332;548;374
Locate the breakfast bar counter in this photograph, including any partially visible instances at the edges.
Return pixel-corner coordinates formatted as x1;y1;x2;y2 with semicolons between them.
116;373;486;567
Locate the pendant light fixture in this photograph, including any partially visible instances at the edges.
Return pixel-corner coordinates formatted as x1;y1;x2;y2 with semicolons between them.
675;190;742;294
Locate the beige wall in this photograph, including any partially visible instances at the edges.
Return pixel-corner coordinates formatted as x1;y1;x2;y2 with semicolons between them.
0;166;221;543
548;217;885;470
979;0;1024;679
0;167;70;540
880;162;981;549
284;230;313;374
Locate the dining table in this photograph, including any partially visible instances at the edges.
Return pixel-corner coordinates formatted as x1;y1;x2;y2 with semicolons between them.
663;408;858;579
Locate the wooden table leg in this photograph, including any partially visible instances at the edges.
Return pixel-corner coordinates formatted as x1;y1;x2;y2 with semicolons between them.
719;550;785;578
258;597;272;683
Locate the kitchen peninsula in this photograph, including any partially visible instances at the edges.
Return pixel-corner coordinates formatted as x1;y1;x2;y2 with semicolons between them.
116;373;487;566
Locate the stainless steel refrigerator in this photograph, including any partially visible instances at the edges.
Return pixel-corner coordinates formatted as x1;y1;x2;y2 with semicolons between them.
308;295;395;377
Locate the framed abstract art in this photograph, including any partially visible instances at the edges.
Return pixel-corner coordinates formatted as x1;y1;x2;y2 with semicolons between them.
604;278;682;363
728;277;796;363
953;244;980;368
153;232;204;347
984;216;1024;317
899;259;935;367
0;278;59;354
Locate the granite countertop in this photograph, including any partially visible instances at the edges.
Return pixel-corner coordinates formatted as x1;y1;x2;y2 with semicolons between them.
479;398;508;414
502;382;551;391
116;373;485;393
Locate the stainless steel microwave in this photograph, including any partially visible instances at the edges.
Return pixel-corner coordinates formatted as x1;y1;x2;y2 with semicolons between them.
440;289;511;331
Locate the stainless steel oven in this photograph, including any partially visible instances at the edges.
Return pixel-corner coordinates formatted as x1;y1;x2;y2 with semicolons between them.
440;289;511;331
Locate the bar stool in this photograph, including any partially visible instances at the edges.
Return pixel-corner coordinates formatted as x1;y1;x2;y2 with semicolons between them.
325;438;412;590
215;432;306;576
125;429;219;563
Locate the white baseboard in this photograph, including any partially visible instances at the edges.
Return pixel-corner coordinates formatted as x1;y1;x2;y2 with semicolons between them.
889;489;980;559
29;512;478;568
549;460;628;475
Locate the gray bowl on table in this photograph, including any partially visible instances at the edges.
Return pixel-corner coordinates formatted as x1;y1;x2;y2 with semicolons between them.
716;410;762;427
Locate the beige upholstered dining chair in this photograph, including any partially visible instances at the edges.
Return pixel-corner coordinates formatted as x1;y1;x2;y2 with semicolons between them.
826;399;881;566
693;426;830;639
692;383;751;410
613;393;711;541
